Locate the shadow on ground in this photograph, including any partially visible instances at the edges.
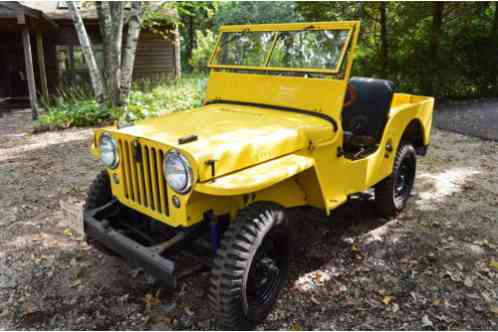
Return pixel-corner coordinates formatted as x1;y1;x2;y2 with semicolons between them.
1;110;497;330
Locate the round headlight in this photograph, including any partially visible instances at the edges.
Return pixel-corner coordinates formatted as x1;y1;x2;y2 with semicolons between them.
163;150;193;194
99;133;118;168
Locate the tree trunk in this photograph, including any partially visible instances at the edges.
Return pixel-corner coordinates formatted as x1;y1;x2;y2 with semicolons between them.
174;25;182;79
109;3;125;107
186;14;195;70
96;2;112;102
491;2;498;93
379;2;389;78
121;2;144;107
68;1;105;104
493;2;498;37
427;2;445;96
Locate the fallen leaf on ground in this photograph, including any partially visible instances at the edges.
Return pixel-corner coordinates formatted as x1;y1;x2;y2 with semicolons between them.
432;299;441;306
144;293;161;306
71;279;81;288
382;296;393;305
63;228;73;237
185;307;194;316
490;306;498;315
291;322;303;331
489;259;498;271
422;315;433;327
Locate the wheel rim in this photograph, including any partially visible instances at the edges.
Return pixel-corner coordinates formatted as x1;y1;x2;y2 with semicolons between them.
244;226;288;312
395;155;415;199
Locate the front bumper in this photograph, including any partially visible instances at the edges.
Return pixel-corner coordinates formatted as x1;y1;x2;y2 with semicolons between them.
83;200;177;288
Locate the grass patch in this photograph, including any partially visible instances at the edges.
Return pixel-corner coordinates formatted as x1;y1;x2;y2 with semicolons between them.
35;75;207;132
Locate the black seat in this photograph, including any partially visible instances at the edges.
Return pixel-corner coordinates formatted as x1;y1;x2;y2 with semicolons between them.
342;77;395;142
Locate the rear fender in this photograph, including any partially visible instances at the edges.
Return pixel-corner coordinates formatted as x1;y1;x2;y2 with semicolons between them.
364;96;434;186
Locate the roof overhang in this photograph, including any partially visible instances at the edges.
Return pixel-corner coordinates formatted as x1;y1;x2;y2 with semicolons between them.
0;1;58;29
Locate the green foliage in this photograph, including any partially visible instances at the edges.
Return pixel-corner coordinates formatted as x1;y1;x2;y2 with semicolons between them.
213;1;302;27
142;2;180;42
189;30;217;73
176;2;219;72
296;2;498;98
36;76;207;131
36;99;110;130
125;75;207;120
175;1;301;73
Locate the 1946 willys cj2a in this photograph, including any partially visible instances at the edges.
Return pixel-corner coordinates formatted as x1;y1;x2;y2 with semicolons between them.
84;21;434;329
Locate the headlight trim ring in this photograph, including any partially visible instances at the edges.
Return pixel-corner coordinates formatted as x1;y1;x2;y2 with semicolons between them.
99;132;119;169
163;149;193;194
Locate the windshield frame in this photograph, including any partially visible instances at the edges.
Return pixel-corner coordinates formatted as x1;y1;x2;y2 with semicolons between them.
208;21;357;75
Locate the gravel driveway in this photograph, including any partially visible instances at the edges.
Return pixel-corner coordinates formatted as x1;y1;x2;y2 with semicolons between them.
1;109;497;330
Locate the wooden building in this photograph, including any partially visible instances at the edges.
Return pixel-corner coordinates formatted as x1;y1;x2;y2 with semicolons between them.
0;1;181;119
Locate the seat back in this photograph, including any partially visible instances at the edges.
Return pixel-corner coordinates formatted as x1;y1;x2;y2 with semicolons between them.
342;77;395;141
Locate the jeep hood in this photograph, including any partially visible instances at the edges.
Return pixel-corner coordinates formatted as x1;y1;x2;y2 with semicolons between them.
117;104;334;182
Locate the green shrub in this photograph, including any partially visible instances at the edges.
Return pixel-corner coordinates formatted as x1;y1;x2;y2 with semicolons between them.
35;75;207;131
36;99;111;131
190;30;217;73
125;75;207;121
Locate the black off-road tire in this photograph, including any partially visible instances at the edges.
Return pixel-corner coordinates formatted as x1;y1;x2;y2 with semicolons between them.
375;142;417;218
83;170;117;256
209;202;293;330
84;170;112;211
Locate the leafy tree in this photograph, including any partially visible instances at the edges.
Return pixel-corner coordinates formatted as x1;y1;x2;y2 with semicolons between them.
189;30;217;73
213;1;302;27
176;2;218;72
296;1;498;98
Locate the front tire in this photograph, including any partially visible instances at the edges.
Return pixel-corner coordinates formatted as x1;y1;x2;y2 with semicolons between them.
84;170;112;211
209;202;292;330
83;170;116;256
375;142;417;218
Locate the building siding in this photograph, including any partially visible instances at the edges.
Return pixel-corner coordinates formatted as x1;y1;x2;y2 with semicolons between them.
133;32;177;80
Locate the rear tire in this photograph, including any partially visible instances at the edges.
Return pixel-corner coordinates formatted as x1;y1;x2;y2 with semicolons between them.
209;202;292;330
375;142;416;218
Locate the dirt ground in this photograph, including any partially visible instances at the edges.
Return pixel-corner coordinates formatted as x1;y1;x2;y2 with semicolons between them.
0;109;497;330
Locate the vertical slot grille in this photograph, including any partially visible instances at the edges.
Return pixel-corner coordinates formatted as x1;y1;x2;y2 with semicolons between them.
118;138;169;216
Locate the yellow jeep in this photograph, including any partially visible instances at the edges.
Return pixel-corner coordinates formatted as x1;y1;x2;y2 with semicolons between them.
84;21;434;329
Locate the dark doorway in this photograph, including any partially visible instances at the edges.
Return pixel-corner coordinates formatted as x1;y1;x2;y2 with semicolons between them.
0;32;28;98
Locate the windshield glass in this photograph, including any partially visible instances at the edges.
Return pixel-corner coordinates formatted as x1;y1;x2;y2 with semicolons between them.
213;31;275;66
211;28;351;73
270;30;349;69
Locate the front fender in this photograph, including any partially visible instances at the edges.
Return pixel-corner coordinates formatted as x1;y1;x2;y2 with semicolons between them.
195;154;314;196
